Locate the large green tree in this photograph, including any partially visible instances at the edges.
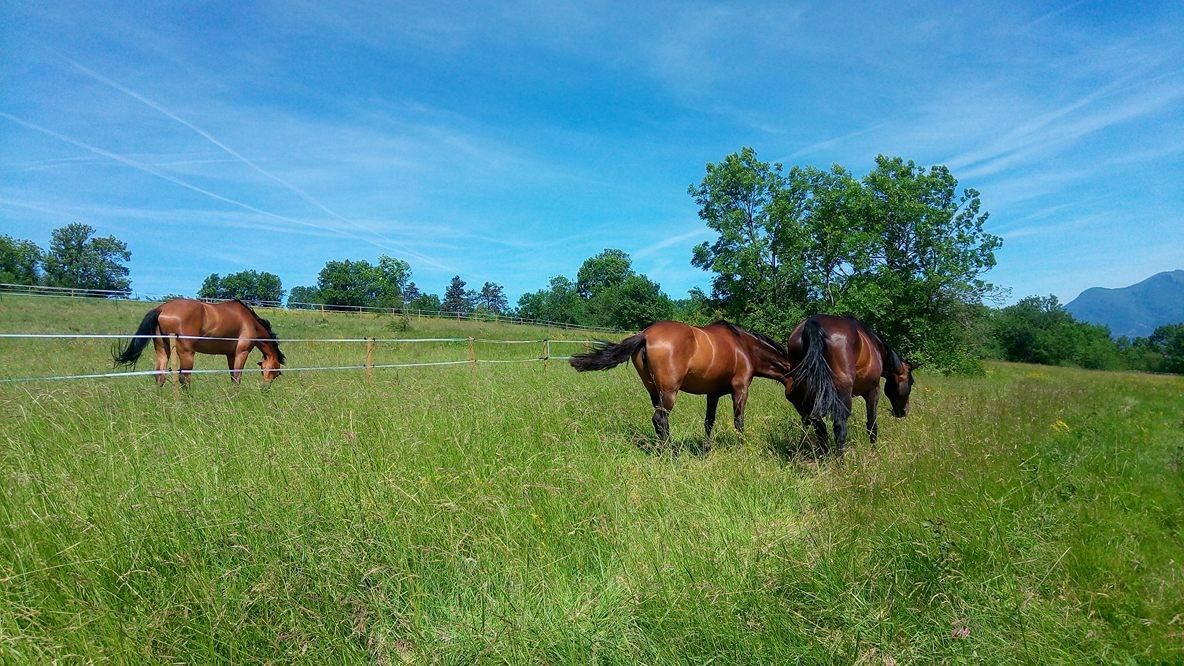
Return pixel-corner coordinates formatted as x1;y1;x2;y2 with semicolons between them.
1147;323;1184;374
0;233;43;285
989;295;1119;370
375;256;411;308
313;255;411;309
287;285;321;309
587;274;674;330
441;276;473;314
198;270;285;303
691;148;1001;372
516;276;584;324
576;249;633;299
42;223;131;296
476;281;508;315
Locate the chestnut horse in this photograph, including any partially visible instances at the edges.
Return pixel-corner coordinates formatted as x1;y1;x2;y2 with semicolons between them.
785;315;915;456
113;299;285;385
570;320;792;441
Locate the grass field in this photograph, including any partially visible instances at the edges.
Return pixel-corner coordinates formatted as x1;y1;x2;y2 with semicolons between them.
1;294;1182;662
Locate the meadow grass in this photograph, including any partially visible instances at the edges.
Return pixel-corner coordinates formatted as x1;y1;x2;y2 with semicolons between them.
1;295;1181;662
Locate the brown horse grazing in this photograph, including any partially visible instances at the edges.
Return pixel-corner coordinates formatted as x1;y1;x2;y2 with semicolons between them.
113;299;285;386
785;314;915;456
570;320;792;441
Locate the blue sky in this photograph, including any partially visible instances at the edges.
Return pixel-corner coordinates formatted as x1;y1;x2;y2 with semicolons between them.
1;1;1181;304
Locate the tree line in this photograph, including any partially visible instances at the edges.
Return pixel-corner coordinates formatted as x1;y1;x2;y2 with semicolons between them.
983;295;1184;374
1;223;132;295
4;148;1181;374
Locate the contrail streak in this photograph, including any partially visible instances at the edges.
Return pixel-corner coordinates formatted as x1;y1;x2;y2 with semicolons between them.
0;111;449;270
63;57;349;223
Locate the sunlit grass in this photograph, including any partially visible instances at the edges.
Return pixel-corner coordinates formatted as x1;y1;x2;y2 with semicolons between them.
1;295;1181;661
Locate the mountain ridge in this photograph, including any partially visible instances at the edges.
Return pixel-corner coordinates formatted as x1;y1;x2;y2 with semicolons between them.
1065;270;1184;338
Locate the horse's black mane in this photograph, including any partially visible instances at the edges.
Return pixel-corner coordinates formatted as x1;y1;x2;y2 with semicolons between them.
234;299;286;364
715;320;788;357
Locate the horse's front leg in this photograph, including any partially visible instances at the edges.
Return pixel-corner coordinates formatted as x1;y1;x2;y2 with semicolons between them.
731;382;750;435
864;388;880;445
228;348;250;384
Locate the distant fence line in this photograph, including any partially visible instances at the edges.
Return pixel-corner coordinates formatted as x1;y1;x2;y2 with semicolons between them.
0;282;623;334
0;331;591;384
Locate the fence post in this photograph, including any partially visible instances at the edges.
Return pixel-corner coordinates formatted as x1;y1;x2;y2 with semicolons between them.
365;337;375;380
542;339;550;371
468;337;476;376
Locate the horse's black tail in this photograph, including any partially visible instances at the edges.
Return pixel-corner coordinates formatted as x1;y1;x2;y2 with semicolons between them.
789;318;848;422
112;308;161;368
569;334;646;372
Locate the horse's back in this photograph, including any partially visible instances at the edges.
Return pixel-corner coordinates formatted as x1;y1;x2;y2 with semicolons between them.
155;299;248;351
637;320;743;394
788;315;883;392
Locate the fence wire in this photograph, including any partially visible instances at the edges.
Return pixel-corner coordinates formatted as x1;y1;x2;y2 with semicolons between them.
0;331;592;384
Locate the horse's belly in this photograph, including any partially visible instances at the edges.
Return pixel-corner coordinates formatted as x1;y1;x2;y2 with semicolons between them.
680;374;730;395
191;340;237;355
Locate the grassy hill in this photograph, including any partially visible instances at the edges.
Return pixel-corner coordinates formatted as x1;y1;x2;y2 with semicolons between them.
1;295;1182;662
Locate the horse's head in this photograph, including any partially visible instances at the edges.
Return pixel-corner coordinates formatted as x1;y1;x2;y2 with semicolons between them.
883;360;915;417
257;350;283;383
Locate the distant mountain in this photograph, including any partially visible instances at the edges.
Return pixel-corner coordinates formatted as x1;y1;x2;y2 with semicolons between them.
1066;270;1184;338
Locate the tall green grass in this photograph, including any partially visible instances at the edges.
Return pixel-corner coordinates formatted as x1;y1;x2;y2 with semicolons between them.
1;295;1181;662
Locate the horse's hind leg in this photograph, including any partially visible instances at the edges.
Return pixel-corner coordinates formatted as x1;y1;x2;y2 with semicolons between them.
705;394;720;438
652;390;677;443
177;347;196;389
153;337;169;387
832;393;854;457
811;418;829;451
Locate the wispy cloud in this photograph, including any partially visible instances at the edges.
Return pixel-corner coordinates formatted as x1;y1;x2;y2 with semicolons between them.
59;57;393;237
0;111;451;271
632;227;709;260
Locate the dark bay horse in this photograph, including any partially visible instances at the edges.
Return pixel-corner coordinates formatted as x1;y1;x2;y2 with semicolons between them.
570;320;792;441
785;314;915;455
113;299;285;385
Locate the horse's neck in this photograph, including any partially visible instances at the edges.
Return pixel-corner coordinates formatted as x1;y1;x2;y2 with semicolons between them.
750;343;791;382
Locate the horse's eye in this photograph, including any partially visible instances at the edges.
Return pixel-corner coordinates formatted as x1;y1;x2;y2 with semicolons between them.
257;361;263;367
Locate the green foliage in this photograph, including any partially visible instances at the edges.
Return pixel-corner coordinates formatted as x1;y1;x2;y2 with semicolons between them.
41;223;131;296
989;296;1114;369
287;285;321;308
517;250;676;330
475;281;509;315
0;233;42;285
314;255;409;309
408;292;442;312
981;295;1184;373
672;287;723;326
690;149;1001;372
197;270;285;303
1147;323;1184;373
441;275;473;314
516;276;585;324
576;248;633;299
586;274;674;330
